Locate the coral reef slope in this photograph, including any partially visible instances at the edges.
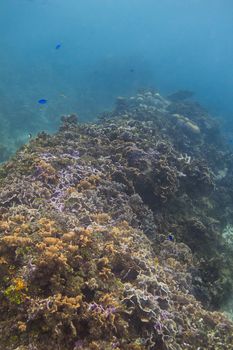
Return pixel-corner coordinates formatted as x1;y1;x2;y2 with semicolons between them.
0;91;233;350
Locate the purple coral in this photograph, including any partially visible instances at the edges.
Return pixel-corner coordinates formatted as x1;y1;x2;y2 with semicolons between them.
154;321;163;334
73;340;84;349
88;302;116;319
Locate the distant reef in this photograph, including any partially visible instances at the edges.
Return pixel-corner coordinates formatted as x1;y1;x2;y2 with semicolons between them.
1;91;233;349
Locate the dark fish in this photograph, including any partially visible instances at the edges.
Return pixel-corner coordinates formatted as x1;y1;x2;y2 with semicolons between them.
129;68;135;73
38;99;48;104
55;43;62;50
167;90;194;102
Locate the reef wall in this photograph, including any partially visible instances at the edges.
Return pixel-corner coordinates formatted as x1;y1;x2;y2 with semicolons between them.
0;91;233;349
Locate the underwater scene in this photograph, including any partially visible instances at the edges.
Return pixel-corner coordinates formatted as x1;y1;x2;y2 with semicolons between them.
1;0;233;349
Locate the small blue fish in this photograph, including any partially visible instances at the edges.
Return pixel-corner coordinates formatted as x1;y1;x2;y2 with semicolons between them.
55;43;62;50
167;234;174;242
38;99;48;104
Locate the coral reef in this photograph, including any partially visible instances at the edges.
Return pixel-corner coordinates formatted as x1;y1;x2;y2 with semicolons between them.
1;91;233;349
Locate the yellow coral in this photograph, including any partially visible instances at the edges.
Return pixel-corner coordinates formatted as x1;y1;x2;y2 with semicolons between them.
78;227;92;246
37;217;58;237
12;215;25;223
66;186;77;195
0;257;7;265
13;227;21;235
17;321;27;332
1;236;32;246
67;244;78;253
0;221;10;231
99;267;112;280
13;277;27;291
49;293;82;312
21;223;30;231
43;237;60;245
99;293;120;310
104;242;117;254
37;160;57;178
92;213;111;224
77;179;93;190
4;277;27;304
62;231;76;242
35;242;47;251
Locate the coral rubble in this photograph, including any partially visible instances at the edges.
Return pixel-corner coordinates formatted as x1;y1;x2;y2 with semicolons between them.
0;91;233;349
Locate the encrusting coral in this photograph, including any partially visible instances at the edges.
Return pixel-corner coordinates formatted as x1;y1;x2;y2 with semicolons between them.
0;91;233;349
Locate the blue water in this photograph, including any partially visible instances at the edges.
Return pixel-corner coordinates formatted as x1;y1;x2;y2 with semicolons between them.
1;0;233;157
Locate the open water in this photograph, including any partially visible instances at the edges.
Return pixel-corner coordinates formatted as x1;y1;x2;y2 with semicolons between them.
0;0;233;160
